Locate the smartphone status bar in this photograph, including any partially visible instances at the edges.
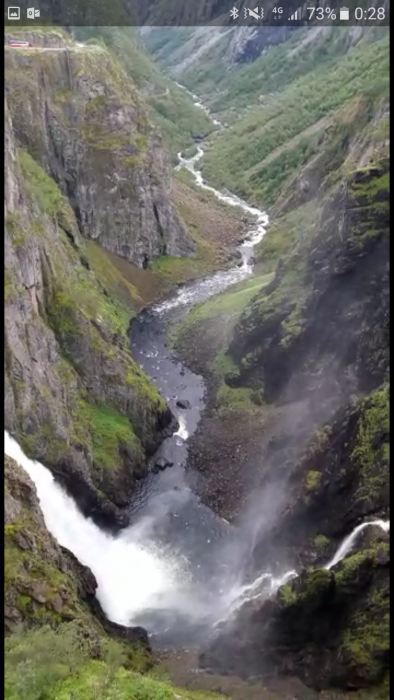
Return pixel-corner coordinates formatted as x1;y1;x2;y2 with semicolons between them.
4;0;391;27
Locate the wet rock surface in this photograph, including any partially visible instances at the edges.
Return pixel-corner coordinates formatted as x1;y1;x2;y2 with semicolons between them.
170;129;390;692
4;454;151;654
200;539;390;691
176;399;191;409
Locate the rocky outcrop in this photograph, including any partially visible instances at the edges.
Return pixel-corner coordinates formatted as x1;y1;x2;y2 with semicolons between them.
229;158;389;411
225;26;295;65
201;538;389;691
189;99;389;693
198;384;390;691
5;31;195;267
5;453;151;660
4;61;177;525
256;384;390;570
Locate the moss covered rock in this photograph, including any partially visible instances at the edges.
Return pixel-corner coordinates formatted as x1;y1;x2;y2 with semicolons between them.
5;30;195;267
260;384;389;571
201;540;389;692
4;454;151;666
4;94;175;525
228;156;389;407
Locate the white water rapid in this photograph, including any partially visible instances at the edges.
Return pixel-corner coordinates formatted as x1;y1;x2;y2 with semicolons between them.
324;519;390;570
4;431;190;626
5;433;390;638
154;101;269;314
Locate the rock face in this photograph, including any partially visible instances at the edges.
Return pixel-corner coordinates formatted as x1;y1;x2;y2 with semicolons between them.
200;387;390;690
229;159;389;411
226;26;295;65
4;34;188;525
5;32;195;267
4;453;150;657
258;385;390;570
195;102;389;691
201;541;390;690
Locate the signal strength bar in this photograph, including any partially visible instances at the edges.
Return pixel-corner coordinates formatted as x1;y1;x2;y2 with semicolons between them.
288;9;300;20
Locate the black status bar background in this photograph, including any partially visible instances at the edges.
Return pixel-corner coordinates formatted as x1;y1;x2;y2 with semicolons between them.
4;0;390;27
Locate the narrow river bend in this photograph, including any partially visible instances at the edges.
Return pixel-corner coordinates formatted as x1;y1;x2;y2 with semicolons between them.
127;112;274;642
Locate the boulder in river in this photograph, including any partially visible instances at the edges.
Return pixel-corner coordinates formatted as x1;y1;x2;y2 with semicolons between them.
153;458;174;472
176;399;191;409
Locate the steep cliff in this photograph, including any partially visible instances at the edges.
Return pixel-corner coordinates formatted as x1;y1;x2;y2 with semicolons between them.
4;453;150;651
167;61;389;694
229;157;389;408
5;31;195;266
4;34;194;525
5;454;231;700
200;386;390;692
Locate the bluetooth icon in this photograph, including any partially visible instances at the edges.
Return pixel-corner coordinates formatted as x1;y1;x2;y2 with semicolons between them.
230;7;239;19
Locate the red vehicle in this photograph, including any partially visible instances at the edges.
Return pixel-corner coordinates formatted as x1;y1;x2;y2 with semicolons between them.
9;40;32;48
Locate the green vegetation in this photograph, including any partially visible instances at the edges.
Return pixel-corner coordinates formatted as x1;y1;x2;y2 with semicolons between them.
199;34;389;205
276;543;389;687
10;149;166;485
247;134;321;207
16;155;133;338
151;253;214;284
170;272;274;414
4;269;14;302
148;175;246;287
89;403;143;468
337;544;390;685
175;27;387;117
313;534;330;551
5;211;26;247
5;456;89;628
84;241;143;316
75;27;215;155
348;162;390;244
5;625;225;700
305;470;322;492
277;569;333;609
351;384;390;505
18;150;75;230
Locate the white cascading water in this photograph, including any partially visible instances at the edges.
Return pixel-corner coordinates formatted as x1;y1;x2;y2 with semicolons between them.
3;91;274;635
153;110;269;314
4;430;295;631
4;429;390;633
324;519;390;570
4;431;190;626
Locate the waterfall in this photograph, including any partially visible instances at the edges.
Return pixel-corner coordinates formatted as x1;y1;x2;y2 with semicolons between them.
4;431;190;627
324;519;390;570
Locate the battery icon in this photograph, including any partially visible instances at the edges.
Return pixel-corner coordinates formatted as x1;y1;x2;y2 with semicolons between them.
340;7;349;20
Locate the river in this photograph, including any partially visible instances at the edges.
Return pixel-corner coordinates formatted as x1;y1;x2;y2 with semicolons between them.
122;101;278;642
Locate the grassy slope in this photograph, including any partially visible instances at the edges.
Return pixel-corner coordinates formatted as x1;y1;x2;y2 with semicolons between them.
5;625;225;700
168;26;389;411
146;26;388;206
199;31;389;205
